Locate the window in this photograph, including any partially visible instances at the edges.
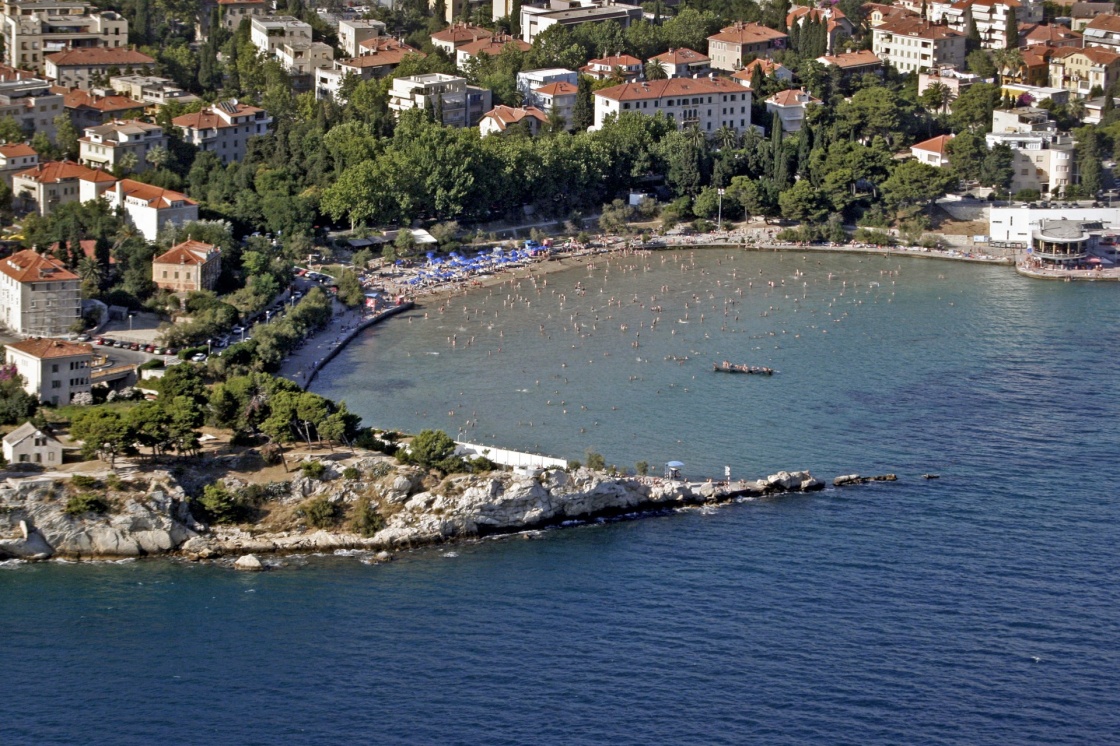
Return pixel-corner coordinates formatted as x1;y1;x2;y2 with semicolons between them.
51;380;60;389
51;364;58;373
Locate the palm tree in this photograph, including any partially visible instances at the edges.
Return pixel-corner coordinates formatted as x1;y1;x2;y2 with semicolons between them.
117;151;138;176
990;48;1023;83
924;81;956;114
644;60;667;81
714;125;740;151
145;145;170;170
77;256;104;290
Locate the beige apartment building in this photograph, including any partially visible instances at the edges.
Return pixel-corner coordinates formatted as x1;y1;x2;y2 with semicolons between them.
78;119;165;174
152;239;221;293
0;250;81;339
1;0;127;73
708;22;789;72
0;74;62;141
871;17;966;74
44;46;155;90
172;99;272;164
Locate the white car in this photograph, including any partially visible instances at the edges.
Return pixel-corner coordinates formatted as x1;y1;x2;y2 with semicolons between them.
190;353;207;363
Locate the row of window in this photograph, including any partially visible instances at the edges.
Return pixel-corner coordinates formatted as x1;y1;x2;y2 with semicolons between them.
51;377;88;388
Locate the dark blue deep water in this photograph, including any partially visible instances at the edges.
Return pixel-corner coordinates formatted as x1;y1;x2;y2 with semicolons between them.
4;252;1120;745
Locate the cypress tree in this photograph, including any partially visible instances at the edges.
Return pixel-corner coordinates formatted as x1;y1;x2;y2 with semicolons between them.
1004;8;1018;49
966;17;982;54
789;21;800;53
750;63;764;93
511;0;523;38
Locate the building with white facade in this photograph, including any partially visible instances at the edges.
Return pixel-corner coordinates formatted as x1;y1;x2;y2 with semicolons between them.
765;88;820;133
103;179;198;241
872;16;966;74
708;22;789;72
0;250;80;338
910;134;954;167
2;421;63;465
1082;13;1120;51
730;58;794;88
648;48;710;78
11;159;113;215
927;0;1043;50
249;15;312;55
78;119;165;174
338;17;386;56
479;105;548;136
0;142;37;187
579;53;642;81
528;80;578;128
171;99;271;164
107;74;199;107
1;0;128;74
430;22;492;55
988;205;1120;244
988;107;1076;195
0;74;62;141
44;47;156;90
388;73;493;128
517;67;577;101
5;337;91;405
593;77;752;134
519;1;643;43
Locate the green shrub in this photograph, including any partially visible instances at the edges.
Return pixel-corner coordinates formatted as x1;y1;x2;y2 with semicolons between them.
350;496;384;537
105;473;125;491
368;461;392;478
64;493;109;516
585;451;606;471
466;456;496;473
178;346;208;360
71;475;101;489
635;460;649;476
567;459;581;470
302;496;338;528
196;483;247;524
301;460;326;480
342;466;361;481
398;430;464;474
138;359;164;371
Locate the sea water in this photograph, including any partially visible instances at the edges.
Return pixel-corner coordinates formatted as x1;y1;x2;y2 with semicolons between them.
3;250;1119;745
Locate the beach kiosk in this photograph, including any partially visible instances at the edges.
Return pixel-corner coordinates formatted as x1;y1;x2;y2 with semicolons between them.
665;461;684;480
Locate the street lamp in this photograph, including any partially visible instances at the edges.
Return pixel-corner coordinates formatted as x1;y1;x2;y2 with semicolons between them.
717;188;726;231
207;338;212;355
128;312;134;331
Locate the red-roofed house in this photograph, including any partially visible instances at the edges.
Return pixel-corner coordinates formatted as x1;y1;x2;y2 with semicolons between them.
0;251;81;339
872;17;967;73
11;160;114;216
152;240;221;292
594;77;752;134
1082;13;1120;52
1019;23;1082;49
44;48;156;90
787;6;854;53
316;38;424;100
456;34;531;67
648;48;710;78
1049;46;1120;96
816;50;885;76
910;134;955;167
765;88;821;133
731;58;795;88
479;105;549;137
430;23;493;54
5;337;92;405
708;23;789;71
104;179;199;241
580;54;643;81
54;86;147;129
532;81;579;129
0;143;38;187
172;100;272;164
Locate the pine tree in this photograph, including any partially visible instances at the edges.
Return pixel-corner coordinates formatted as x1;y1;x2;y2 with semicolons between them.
1004;8;1018;49
789;21;800;53
511;0;523;38
571;76;594;131
967;17;982;54
750;63;764;93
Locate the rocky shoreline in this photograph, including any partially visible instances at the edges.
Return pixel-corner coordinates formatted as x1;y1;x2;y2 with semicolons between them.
0;454;899;566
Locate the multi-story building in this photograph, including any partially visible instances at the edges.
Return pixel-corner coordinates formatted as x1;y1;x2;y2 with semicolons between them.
765;88;821;133
579;53;642;81
1048;46;1120;97
730;58;794;88
708;22;789;72
528;80;578;128
517;67;577;100
103;179;198;241
988;107;1076;194
78;119;165;174
315;39;423;100
479;105;548;136
989;205;1120;244
171;99;272;164
648;48;710;79
11;159;112;215
1069;2;1114;32
0;75;62;141
198;0;267;40
151;239;221;293
816;50;884;76
338;17;386;57
455;33;530;67
0;142;37;186
872;17;966;74
273;39;333;75
787;6;853;54
55;85;144;128
928;0;1043;49
0;250;80;339
518;1;643;44
430;22;492;55
249;15;311;55
4;337;91;405
387;73;493;128
1082;14;1120;51
107;74;200;107
1019;22;1082;49
1;0;127;74
44;47;156;90
593;77;752;134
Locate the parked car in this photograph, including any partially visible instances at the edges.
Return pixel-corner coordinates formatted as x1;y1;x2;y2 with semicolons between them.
129;343;140;351
76;334;90;342
143;345;156;353
96;337;108;346
114;340;127;348
232;326;245;335
190;353;207;363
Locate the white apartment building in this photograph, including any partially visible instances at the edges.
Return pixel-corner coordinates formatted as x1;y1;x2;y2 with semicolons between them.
5;337;91;405
338;17;386;57
274;39;333;75
78;119;165;174
430;22;492;54
103;178;198;241
518;1;643;43
0;75;62;141
872;17;966;74
988;108;1076;195
593;77;752;134
928;0;1043;50
388;73;493;128
44;47;156;90
0;250;80;338
517;67;577;100
108;74;200;107
529;80;578;129
1082;14;1120;52
910;134;954;167
0;142;37;186
172;99;272;164
11;159;113;215
1;0;127;73
765;88;820;133
989;205;1120;244
249;15;311;55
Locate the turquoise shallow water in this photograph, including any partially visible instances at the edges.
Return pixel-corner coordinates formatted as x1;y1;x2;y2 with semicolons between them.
3;250;1120;744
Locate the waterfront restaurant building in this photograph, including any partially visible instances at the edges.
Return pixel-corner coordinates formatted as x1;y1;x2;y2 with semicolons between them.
1031;219;1096;267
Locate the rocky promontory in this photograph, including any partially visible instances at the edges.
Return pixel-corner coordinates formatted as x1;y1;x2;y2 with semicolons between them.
0;454;889;563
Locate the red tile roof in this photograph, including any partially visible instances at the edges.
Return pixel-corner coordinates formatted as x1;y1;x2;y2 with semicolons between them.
649;47;710;64
732;58;789;81
171;101;265;131
534;81;578;96
46;48;156;67
340;44;422;69
708;22;789;45
912;134;954;155
1054;46;1120;63
458;34;531;57
54;87;145;113
0;143;37;158
0;250;78;284
12;159;114;184
1085;14;1120;32
115;179;196;208
153;239;219;265
767;89;822;106
483;105;548;131
595;76;746;102
431;23;493;45
818;50;883;68
6;337;92;359
46;239;116;265
877;17;966;39
587;54;642;68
